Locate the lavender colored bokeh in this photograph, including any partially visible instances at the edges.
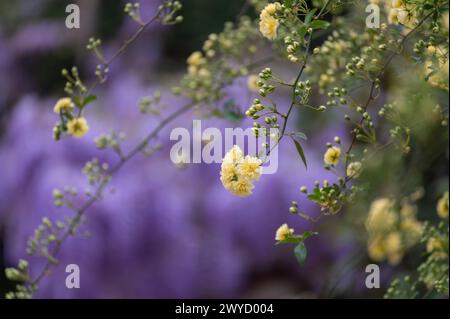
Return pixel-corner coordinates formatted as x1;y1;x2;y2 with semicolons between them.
0;0;358;298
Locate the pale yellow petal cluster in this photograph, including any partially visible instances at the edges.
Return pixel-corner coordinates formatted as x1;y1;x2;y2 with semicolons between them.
366;197;423;265
247;75;260;92
186;51;208;76
53;97;74;113
384;232;403;265
67;117;89;138
275;223;294;241
423;50;449;90
259;2;281;40
240;156;263;181
437;192;449;219
324;146;341;166
220;145;262;197
346;161;362;178
366;198;397;234
387;0;416;26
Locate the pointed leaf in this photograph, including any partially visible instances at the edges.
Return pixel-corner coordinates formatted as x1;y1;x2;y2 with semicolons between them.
304;8;317;24
291;137;308;169
294;242;307;265
310;20;330;30
82;95;97;107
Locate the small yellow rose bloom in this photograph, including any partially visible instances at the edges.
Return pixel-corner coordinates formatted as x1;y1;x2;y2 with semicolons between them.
247;75;260;92
259;3;281;41
396;9;411;25
239;156;262;181
223;145;243;164
275;223;294;241
230;179;254;197
197;68;211;78
53;97;74;113
385;232;403;265
437;192;449;219
260;15;279;40
366;198;397;234
346;161;362;178
388;8;399;24
67;117;89;138
367;236;386;262
187;51;204;67
263;2;282;16
426;237;443;254
427;45;437;55
324;146;341;166
391;0;403;9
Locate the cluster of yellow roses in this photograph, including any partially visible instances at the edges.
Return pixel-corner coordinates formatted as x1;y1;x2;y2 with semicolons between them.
366;197;423;265
369;0;416;26
186;51;210;78
53;98;89;138
220;145;262;197
259;2;282;40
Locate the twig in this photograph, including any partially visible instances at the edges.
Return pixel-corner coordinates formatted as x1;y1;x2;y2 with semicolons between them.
343;10;436;185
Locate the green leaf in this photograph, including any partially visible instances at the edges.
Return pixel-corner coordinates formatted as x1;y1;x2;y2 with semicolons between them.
298;25;308;39
309;20;330;30
284;0;294;8
291;137;308;169
304;8;317;24
82;95;97;107
294;242;307;265
292;132;308;140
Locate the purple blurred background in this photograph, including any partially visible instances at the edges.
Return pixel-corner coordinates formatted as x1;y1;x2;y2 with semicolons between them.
0;0;372;298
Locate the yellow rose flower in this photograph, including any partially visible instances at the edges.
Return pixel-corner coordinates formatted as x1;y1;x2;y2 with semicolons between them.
384;232;403;265
230;179;254;197
259;3;281;41
263;2;282;16
222;145;243;164
247;75;260;92
53;97;74;113
366;198;397;234
426;237;443;254
388;8;399;24
324;146;341;166
67;117;89;138
239;156;262;181
368;236;386;262
346;161;362;178
437;192;449;219
391;0;403;9
275;223;294;241
187;51;204;67
260;14;279;40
